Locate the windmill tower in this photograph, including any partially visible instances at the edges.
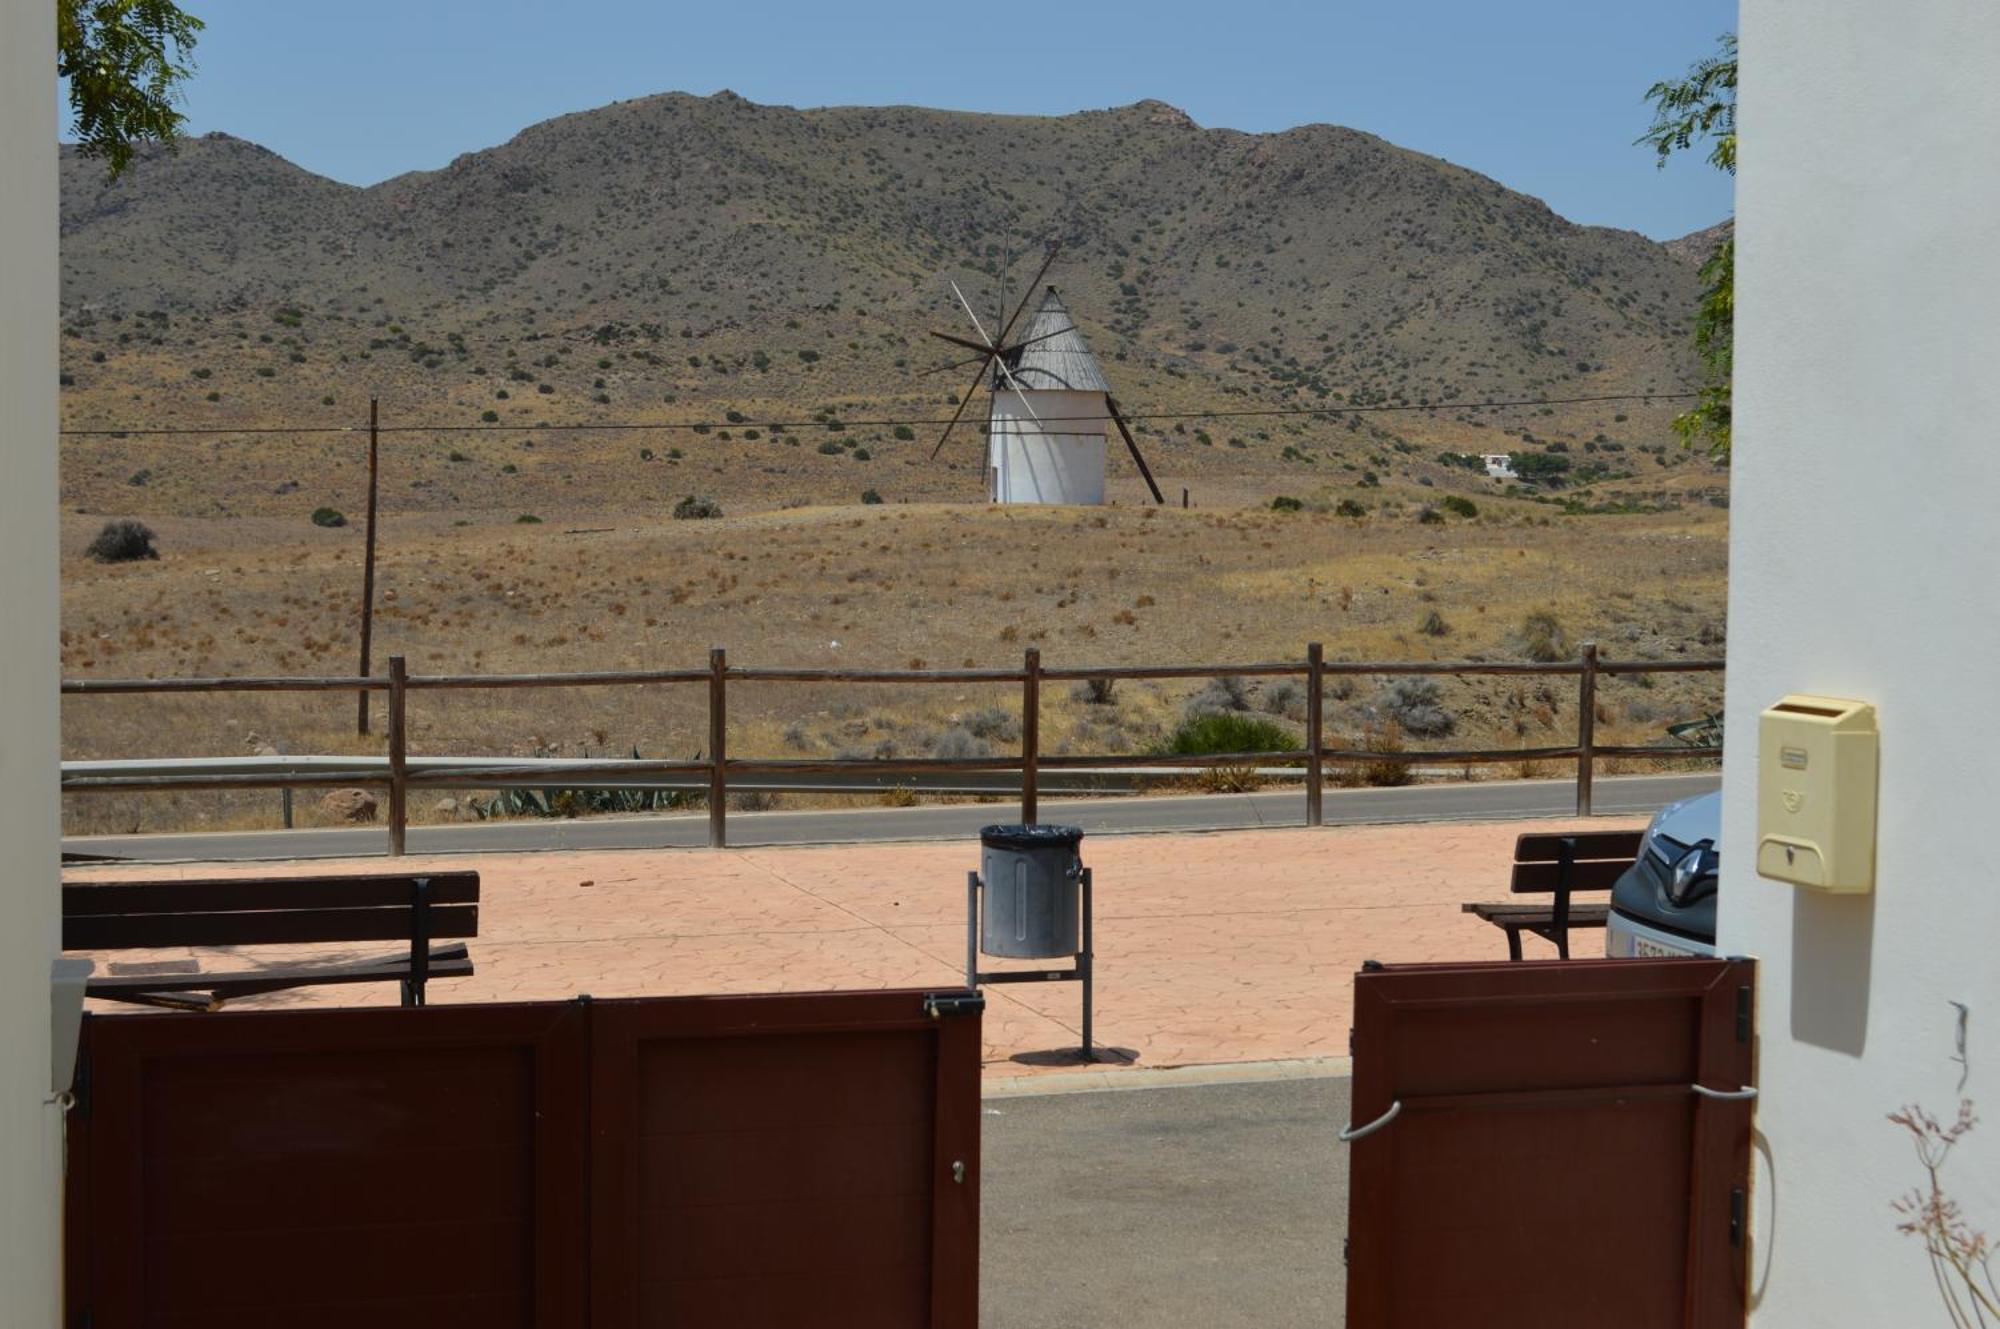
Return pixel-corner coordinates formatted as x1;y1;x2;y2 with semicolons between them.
986;287;1110;504
925;243;1164;506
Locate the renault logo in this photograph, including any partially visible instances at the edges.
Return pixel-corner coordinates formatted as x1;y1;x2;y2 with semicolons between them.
1669;844;1716;906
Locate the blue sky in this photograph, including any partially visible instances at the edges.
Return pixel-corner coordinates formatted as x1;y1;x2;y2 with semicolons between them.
153;0;1736;240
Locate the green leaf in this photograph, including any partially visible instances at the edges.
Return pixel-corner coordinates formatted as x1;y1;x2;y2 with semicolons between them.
58;0;206;179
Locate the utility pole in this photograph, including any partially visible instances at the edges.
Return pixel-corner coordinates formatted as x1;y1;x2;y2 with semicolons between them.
357;396;380;735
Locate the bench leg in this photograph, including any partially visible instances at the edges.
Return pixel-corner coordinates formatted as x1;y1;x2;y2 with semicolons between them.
1506;927;1524;963
1552;836;1575;961
404;875;432;1008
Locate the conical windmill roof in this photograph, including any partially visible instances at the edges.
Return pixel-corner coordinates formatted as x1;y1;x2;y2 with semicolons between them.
996;287;1111;393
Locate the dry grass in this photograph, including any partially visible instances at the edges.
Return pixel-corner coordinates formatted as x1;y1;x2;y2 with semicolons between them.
59;495;1727;835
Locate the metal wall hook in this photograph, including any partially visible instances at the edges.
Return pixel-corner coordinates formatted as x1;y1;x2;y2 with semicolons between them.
1338;1099;1403;1143
1691;1083;1758;1101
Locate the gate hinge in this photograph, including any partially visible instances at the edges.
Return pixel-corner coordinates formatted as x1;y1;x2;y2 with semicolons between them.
1342;1237;1351;1268
924;991;985;1019
1736;985;1754;1044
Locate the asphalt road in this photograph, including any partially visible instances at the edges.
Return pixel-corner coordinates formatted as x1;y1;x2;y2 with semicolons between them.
64;772;1716;863
983;1074;1352;1327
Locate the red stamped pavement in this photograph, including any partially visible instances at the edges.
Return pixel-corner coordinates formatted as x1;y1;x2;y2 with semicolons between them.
67;818;1637;1076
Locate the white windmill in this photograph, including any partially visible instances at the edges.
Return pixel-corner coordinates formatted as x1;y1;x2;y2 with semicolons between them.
923;242;1165;506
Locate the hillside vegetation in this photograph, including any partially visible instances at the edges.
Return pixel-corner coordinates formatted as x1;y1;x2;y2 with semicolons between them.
59;92;1721;520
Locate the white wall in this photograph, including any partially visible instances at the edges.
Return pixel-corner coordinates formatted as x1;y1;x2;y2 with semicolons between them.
0;0;61;1323
988;389;1107;505
1724;2;2000;1322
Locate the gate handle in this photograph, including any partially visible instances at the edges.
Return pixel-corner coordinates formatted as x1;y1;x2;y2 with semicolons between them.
1338;1099;1402;1143
1692;1083;1758;1102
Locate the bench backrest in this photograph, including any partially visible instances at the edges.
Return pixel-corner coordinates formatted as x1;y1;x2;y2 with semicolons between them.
61;872;480;951
1508;831;1643;895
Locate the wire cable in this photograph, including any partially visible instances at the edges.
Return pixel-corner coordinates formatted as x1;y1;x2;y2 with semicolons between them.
58;391;1700;439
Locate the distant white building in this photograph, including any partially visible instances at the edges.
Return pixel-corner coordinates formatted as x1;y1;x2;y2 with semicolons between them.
1481;453;1516;480
985;288;1109;505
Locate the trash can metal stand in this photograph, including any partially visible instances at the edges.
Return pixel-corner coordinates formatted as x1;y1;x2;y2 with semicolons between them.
965;824;1095;1060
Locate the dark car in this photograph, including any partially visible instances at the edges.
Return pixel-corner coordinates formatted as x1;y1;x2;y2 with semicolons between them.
1605;790;1721;958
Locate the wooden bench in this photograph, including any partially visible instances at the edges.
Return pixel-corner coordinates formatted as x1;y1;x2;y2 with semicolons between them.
1462;831;1643;960
62;871;479;1011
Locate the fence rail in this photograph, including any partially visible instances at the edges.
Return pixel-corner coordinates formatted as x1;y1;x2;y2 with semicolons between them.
61;643;1724;854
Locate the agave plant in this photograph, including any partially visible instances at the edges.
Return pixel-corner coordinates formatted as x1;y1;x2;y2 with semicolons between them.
472;747;703;819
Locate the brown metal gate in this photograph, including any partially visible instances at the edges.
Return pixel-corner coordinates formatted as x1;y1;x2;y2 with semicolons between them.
65;989;980;1328
1345;958;1755;1329
588;992;980;1327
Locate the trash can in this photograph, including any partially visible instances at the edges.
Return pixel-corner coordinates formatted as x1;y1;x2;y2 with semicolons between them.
979;824;1084;958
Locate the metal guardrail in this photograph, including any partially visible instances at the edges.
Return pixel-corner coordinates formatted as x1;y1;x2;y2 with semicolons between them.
60;755;1306;796
61;643;1724;854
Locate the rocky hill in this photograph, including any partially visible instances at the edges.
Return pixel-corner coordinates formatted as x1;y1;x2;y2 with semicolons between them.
1664;218;1732;266
56;92;1717;517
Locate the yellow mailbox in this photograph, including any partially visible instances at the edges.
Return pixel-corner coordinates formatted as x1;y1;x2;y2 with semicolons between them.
1757;695;1879;893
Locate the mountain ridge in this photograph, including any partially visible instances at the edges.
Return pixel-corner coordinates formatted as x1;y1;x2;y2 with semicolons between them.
56;90;1718;517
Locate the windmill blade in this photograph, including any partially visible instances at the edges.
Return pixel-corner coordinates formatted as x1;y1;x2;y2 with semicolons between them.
995;323;1078;358
929;355;997;460
927;329;994;355
918;349;992;379
996;234;1011;347
949;281;998;349
1105;395;1167;506
928;282;1007;459
920;244;1068;471
994;239;1062;349
922;324;1080;380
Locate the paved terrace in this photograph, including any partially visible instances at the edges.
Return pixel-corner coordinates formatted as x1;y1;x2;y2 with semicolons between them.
67;817;1637;1074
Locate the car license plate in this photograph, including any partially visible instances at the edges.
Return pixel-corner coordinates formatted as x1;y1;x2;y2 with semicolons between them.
1632;934;1696;959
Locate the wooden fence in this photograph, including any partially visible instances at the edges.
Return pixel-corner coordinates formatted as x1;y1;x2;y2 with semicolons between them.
60;643;1724;853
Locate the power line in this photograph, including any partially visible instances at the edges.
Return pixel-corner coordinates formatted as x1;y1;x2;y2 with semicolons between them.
57;391;1699;439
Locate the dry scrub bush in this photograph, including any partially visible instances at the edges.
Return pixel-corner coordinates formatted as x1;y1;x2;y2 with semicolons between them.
87;519;159;562
1521;610;1569;662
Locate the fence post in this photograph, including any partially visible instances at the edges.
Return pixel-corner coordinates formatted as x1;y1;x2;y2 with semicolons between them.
1021;647;1041;825
278;740;293;830
709;647;727;848
1576;640;1599;817
1306;642;1324;827
387;654;407;856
